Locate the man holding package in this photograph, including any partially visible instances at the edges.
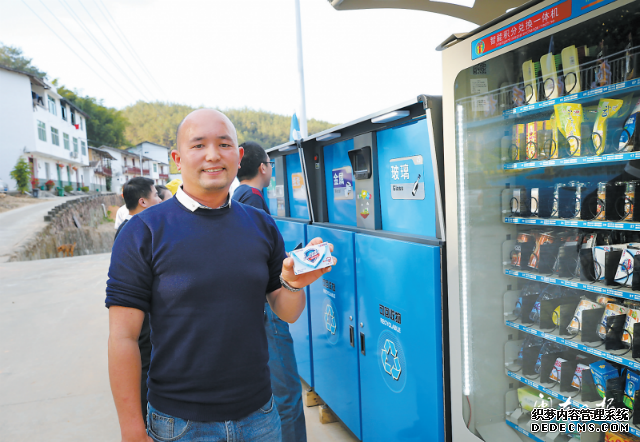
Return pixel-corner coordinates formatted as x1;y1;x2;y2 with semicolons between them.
106;108;335;442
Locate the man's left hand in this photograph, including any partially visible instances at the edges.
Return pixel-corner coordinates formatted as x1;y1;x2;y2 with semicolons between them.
281;237;336;289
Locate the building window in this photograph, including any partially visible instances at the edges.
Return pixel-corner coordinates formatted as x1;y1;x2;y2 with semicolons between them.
48;96;57;115
153;163;157;172
51;127;60;146
45;162;50;180
81;141;86;155
73;138;78;153
61;104;67;121
37;120;46;141
71;111;76;126
80;117;84;130
63;133;70;150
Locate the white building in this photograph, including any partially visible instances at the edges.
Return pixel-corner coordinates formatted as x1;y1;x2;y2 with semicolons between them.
0;65;89;192
85;146;117;193
128;141;170;185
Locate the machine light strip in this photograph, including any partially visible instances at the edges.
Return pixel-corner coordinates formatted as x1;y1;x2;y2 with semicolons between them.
456;104;472;396
316;132;341;142
371;110;410;124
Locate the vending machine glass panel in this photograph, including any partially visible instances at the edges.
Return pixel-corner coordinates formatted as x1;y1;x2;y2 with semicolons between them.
443;1;640;440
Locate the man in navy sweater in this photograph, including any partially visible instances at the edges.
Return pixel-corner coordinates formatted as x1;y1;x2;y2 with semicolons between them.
106;109;335;442
233;142;306;442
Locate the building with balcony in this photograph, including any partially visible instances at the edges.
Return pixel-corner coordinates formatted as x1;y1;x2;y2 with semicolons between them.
128;141;170;185
86;146;117;192
0;65;90;192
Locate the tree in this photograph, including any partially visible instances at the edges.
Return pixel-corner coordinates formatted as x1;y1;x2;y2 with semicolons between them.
0;43;47;78
121;102;336;150
10;158;31;193
56;83;129;148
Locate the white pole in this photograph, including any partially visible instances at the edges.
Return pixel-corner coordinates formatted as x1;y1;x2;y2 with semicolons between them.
294;0;308;137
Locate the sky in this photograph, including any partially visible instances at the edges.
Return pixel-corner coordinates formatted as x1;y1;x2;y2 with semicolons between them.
0;0;477;126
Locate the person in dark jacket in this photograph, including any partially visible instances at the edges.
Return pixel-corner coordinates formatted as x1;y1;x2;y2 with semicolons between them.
233;141;307;442
113;176;161;426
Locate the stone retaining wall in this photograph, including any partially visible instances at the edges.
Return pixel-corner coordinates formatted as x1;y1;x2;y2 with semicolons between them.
9;194;124;262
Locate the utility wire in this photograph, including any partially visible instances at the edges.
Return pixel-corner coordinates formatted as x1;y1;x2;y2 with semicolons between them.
94;0;167;97
57;0;152;103
21;0;129;103
75;0;158;101
35;0;136;101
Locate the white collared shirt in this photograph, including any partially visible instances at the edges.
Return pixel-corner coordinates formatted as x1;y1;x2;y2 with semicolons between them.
175;186;232;212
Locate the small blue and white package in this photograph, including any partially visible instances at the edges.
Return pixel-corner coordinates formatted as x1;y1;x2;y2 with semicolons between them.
290;242;333;275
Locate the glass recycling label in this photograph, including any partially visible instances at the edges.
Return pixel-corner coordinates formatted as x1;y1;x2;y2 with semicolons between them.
332;166;353;200
390;155;424;200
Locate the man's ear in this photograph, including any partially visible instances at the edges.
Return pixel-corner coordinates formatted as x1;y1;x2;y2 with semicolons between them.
238;146;245;165
171;149;181;171
138;197;146;208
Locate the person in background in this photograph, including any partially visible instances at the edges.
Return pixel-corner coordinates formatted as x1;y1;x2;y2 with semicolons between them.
114;190;129;230
233;142;273;213
155;184;172;201
115;177;162;240
113;176;162;428
233;141;306;442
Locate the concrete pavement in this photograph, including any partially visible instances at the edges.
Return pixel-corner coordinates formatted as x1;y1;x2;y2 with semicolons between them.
0;196;81;263
0;253;118;442
0;253;359;441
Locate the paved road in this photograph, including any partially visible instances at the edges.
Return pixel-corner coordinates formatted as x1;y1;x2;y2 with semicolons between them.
0;253;119;442
0;253;359;442
0;196;80;263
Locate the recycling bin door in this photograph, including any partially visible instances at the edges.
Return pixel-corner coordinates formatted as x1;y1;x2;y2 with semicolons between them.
307;224;361;440
274;218;313;386
323;139;357;226
286;152;309;220
355;234;443;442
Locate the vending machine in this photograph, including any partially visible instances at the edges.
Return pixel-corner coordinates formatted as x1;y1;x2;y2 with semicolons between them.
297;96;447;441
442;0;640;441
264;147;314;386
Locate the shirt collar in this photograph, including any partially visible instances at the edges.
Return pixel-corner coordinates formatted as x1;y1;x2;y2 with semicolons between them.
125;214;133;221
176;186;231;212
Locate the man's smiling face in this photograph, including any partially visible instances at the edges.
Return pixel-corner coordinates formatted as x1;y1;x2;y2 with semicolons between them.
173;109;244;196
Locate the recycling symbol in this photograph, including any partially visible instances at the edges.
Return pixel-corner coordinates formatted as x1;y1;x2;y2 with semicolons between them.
381;339;402;380
325;304;336;334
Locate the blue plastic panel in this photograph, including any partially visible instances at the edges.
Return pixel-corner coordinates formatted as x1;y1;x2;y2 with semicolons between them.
377;119;437;237
307;225;361;439
355;234;443;442
275;219;313;387
323;139;356;226
264;163;278;215
285;153;309;220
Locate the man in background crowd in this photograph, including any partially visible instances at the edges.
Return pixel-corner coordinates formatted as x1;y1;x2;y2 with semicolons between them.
155;184;172;201
113;176;162;427
233;141;306;442
115;177;162;240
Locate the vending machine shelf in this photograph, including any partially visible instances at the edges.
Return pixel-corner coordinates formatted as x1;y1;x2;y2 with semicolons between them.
506;369;600;410
504;267;640;302
504;216;640;231
505;319;640;372
503;151;640;170
503;78;640;119
505;420;546;442
505;370;640;438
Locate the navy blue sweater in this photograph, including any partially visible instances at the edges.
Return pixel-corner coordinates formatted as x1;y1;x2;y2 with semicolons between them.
233;184;270;214
106;197;286;422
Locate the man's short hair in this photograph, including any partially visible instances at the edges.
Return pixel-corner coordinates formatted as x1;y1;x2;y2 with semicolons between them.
123;177;155;210
237;142;267;181
156;185;169;200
